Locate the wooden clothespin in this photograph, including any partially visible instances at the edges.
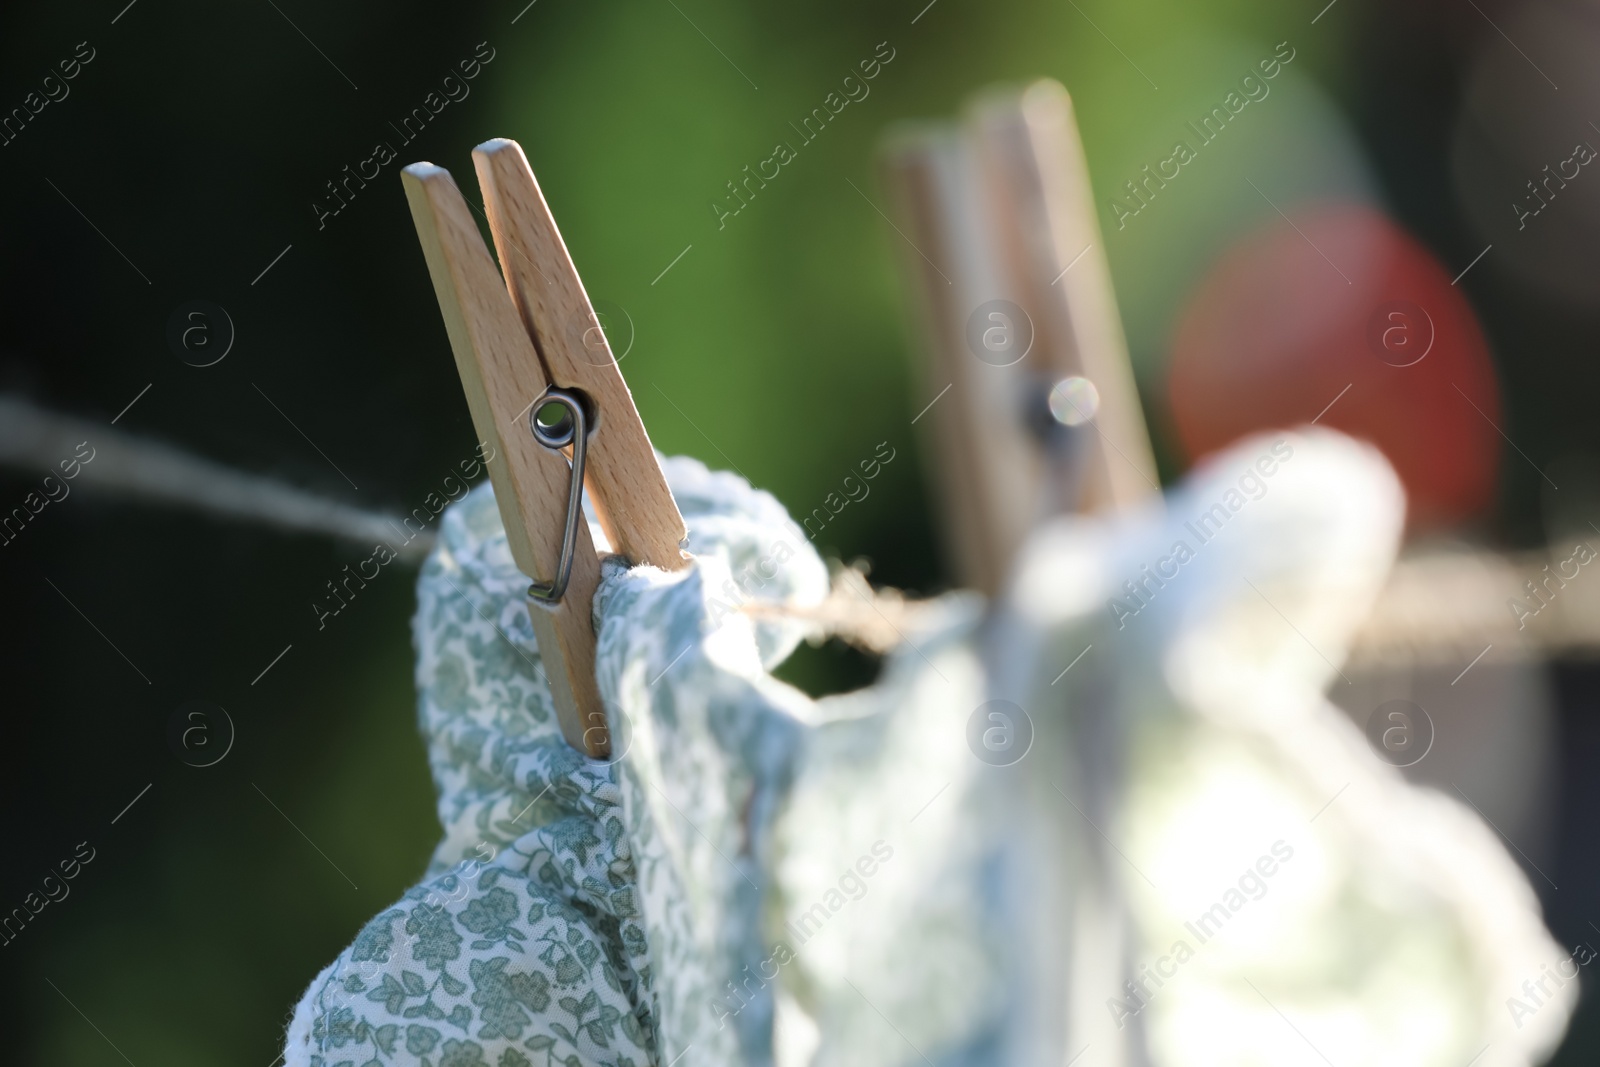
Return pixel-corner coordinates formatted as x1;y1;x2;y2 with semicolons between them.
880;80;1158;597
883;82;1161;1067
401;139;689;758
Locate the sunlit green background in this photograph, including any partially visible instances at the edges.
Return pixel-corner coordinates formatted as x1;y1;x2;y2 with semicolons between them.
2;0;1597;1062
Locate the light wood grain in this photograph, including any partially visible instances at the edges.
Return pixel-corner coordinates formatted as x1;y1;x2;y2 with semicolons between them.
879;84;1160;595
402;161;609;757
881;131;1006;597
473;139;689;572
969;80;1159;512
881;129;1045;597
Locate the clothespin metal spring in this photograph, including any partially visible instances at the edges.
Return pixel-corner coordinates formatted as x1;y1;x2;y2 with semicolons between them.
526;386;594;605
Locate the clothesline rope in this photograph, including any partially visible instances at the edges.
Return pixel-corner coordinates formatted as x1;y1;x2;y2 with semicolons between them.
8;393;1600;667
740;563;935;655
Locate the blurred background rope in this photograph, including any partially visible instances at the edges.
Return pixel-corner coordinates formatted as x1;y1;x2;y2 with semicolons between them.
0;395;434;560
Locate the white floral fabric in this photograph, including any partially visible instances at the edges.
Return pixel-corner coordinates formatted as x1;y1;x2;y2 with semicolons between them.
282;456;828;1067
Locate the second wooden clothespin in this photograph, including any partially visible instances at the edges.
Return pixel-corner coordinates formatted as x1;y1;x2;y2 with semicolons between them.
402;139;689;758
881;80;1159;597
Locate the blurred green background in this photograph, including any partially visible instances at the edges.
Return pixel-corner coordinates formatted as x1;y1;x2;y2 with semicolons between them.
2;0;1598;1062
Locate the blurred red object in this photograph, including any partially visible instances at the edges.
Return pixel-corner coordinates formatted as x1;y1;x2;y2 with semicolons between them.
1166;202;1501;531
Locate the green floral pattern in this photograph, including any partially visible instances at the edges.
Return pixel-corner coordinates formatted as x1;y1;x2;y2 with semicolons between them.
283;457;828;1067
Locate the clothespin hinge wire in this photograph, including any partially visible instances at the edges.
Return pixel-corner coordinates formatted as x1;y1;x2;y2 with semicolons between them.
525;386;594;604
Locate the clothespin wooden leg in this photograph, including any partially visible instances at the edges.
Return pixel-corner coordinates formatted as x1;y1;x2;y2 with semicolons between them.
402;162;610;756
472;139;689;573
881;128;1026;597
968;80;1158;513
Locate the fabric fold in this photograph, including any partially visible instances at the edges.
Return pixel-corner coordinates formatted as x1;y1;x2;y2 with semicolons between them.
283;455;828;1067
996;428;1574;1067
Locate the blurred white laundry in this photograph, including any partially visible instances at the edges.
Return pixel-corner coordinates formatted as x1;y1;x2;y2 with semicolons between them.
995;428;1572;1067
